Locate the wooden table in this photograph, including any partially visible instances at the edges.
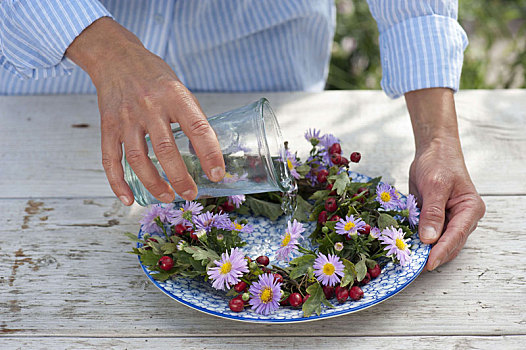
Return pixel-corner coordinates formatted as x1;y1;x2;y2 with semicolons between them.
1;91;525;349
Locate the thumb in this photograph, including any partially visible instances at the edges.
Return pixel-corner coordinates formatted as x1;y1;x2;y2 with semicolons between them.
418;182;451;244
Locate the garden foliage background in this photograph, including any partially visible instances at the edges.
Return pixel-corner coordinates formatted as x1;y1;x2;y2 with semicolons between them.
328;0;526;90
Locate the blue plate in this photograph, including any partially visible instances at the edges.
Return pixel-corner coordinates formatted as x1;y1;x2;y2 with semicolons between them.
137;172;431;323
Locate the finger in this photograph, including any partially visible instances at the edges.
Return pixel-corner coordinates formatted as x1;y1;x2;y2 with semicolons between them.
167;84;225;182
418;176;452;244
101;128;134;206
426;206;479;271
148;120;198;200
124;127;175;203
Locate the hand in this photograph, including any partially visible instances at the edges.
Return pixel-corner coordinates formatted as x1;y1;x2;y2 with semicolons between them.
405;88;485;271
66;18;225;205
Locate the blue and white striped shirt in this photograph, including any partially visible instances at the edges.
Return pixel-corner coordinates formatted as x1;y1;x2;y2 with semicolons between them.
0;0;467;98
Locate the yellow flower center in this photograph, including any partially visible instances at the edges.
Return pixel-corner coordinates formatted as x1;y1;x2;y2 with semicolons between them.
220;261;232;274
234;223;243;230
287;159;293;170
323;263;335;276
395;238;407;251
381;192;391;203
180;208;184;211
224;172;233;178
344;222;355;231
260;287;273;303
281;232;291;247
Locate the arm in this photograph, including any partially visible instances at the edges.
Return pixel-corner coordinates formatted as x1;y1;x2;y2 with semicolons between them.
366;1;485;269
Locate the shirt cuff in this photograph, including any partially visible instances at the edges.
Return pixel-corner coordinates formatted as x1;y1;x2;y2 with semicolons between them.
378;14;468;99
0;0;112;80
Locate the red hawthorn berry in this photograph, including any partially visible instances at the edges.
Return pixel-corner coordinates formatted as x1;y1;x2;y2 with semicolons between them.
340;157;349;166
174;224;187;235
256;255;270;266
317;169;329;183
358;224;371;235
357;187;369;196
190;232;198;240
234;281;248;293
323;286;335;300
318;210;328;224
288;293;303;307
334;286;346;296
368;264;381;279
329;215;341;222
329;143;342;155
303;294;311;303
325;197;338;212
326;184;337;196
349;286;364;301
336;288;349;303
280;297;289;306
350;152;361;163
330;153;342;165
360;273;371;286
273;273;284;283
229;298;244;312
158;256;174;271
222;201;235;212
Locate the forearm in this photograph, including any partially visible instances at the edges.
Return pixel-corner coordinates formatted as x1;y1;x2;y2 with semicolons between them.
404;88;462;152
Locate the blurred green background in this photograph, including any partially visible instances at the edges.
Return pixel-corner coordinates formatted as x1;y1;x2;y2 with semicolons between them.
328;0;526;90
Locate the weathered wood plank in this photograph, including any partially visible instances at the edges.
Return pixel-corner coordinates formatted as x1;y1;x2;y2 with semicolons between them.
1;90;525;198
1;335;525;350
0;196;524;337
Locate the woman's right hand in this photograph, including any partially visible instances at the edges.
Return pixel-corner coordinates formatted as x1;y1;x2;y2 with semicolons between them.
66;18;225;205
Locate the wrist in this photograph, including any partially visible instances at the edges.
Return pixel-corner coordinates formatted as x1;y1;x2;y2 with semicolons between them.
66;17;144;85
404;88;461;151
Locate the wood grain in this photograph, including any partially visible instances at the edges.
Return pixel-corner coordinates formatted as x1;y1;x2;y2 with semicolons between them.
1;90;525;198
1;336;525;350
0;196;524;337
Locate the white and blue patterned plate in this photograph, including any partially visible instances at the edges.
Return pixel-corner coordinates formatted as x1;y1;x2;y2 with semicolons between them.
137;172;430;323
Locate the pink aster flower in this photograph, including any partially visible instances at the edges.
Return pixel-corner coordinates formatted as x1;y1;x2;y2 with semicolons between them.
402;194;420;228
375;183;402;210
248;273;282;315
207;248;249;291
275;219;305;261
219;172;248;184
335;215;366;237
170;201;204;226
379;226;412;266
139;204;176;234
228;195;246;208
313;253;345;287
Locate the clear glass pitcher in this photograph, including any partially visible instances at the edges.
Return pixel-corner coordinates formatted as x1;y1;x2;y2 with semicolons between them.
124;98;294;206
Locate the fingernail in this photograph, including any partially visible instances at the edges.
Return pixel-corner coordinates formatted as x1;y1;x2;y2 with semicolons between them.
182;189;196;199
159;192;174;203
431;259;442;271
420;226;438;241
210;167;224;181
119;196;131;206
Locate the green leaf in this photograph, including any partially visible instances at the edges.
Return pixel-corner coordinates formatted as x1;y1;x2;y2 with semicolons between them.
309;190;330;201
140;250;163;267
292;195;314;222
302;283;334;318
355;258;367;282
183;246;220;263
365;258;377;270
289;254;316;279
235;205;250;215
332;172;350;195
124;232;139;241
378;213;398;230
246;196;283;221
151;271;173;281
341;259;357;287
203;204;217;213
161;243;178;254
295;164;311;176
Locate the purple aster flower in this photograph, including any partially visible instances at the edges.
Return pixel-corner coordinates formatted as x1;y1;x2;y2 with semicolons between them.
217;219;254;234
170;201;204;226
313;253;345;287
275;219;305;261
207;248;249;291
402;194;420;228
228;195;246;208
193;211;230;232
375;183;402;210
335;215;366;237
370;226;381;239
139;204;176;234
379;226;412;266
319;133;340;150
284;149;301;179
304;128;322;144
248;273;282;315
220;172;248;184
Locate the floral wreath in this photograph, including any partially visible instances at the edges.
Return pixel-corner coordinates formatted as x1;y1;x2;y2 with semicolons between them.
127;129;420;317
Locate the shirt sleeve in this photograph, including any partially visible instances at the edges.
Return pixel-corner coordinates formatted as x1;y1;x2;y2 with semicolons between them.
0;0;112;80
366;0;468;98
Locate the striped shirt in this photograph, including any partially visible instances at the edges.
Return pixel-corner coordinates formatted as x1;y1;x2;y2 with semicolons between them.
0;0;467;98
